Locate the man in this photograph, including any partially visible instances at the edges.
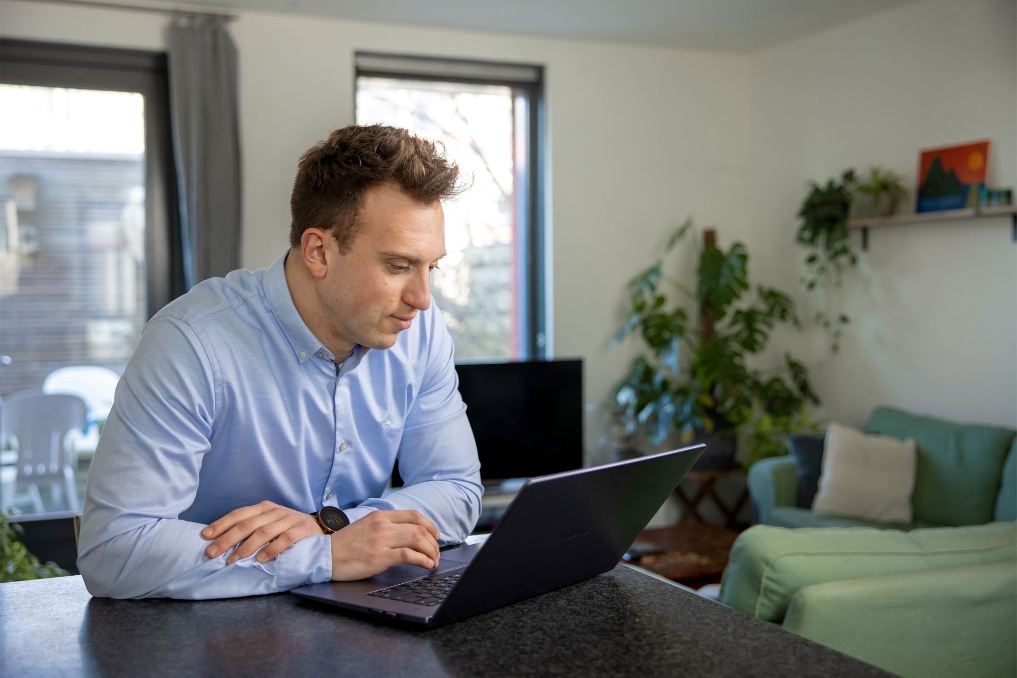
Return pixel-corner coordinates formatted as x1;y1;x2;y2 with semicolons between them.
77;125;483;599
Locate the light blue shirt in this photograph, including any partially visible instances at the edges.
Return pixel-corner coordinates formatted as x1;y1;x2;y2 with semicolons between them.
77;252;483;599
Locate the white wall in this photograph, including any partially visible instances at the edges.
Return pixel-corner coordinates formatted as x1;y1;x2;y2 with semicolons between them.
746;0;1017;429
0;0;751;423
2;0;1013;438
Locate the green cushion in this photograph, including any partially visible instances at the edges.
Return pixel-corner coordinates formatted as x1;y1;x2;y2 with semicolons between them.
865;407;1016;526
719;522;1017;623
767;506;935;531
782;561;1017;678
996;439;1017;522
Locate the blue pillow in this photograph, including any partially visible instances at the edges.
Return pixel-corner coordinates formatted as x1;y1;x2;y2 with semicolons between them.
786;434;826;509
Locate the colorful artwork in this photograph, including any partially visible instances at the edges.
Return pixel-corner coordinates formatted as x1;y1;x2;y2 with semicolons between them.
916;140;990;212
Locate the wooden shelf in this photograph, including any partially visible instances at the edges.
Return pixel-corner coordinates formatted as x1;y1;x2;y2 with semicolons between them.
846;205;1017;249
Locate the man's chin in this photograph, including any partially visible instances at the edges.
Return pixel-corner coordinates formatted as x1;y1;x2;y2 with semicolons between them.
360;333;399;351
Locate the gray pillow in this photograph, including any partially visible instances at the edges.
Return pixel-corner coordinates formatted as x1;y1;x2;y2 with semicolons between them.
786;434;825;509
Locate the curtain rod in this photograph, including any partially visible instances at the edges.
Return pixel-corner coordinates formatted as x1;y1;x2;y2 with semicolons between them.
36;0;238;21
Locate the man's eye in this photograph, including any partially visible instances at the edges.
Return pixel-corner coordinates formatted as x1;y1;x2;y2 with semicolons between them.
389;264;409;273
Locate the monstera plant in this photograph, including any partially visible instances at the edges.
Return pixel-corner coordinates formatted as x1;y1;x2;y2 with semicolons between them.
612;218;819;466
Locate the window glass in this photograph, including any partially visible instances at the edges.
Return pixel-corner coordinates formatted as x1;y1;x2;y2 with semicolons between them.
357;74;539;359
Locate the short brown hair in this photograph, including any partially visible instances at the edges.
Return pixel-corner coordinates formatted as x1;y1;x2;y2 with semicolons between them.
289;124;463;252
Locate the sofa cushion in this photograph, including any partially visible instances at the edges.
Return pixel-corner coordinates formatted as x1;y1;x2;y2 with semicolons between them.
866;407;1016;527
813;423;917;524
997;439;1017;522
786;434;825;509
719;521;1017;623
767;506;931;531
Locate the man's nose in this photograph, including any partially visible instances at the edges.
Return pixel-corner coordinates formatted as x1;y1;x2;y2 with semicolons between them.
404;269;431;311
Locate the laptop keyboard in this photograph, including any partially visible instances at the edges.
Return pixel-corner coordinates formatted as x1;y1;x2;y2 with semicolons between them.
366;566;466;607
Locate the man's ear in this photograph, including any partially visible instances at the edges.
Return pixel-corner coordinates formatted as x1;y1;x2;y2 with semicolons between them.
299;228;331;279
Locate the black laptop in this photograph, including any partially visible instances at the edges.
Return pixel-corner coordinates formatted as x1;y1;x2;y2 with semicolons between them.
291;444;704;627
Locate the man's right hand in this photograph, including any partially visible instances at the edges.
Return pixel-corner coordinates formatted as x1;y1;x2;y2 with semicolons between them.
330;509;441;581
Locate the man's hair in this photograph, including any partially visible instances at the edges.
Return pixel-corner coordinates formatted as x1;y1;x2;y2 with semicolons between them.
289;124;463;252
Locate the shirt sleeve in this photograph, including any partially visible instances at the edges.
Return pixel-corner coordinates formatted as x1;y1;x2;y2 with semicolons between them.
350;304;483;544
76;316;332;600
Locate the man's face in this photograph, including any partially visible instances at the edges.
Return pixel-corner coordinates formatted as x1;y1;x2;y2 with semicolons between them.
317;182;446;352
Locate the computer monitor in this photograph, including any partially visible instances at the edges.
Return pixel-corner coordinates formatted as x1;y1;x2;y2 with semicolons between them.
455;359;584;484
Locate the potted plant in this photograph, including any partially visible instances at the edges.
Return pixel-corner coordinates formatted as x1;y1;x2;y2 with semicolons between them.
853;166;909;218
795;169;858;353
612;218;819;468
796;169;857;290
1;510;67;582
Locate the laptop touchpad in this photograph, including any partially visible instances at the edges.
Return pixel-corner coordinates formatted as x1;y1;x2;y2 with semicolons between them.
440;542;483;564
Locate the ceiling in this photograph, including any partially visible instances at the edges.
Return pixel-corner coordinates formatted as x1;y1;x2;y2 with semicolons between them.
154;0;920;52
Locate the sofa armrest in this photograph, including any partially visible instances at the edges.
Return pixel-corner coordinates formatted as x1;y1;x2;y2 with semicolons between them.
746;456;799;524
782;561;1017;678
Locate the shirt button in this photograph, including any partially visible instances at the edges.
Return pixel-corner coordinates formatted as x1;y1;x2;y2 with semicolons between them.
339;442;348;452
325;491;334;499
298;351;306;359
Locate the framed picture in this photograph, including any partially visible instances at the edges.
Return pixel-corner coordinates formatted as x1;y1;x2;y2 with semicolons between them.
916;140;989;213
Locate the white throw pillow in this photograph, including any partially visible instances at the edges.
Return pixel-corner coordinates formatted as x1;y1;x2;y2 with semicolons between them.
811;422;917;524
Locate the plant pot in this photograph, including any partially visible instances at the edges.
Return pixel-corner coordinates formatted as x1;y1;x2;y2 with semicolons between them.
851;192;897;218
689;431;738;470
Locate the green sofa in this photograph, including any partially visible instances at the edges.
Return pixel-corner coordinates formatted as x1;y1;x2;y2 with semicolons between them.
724;407;1017;676
748;407;1017;529
719;522;1017;677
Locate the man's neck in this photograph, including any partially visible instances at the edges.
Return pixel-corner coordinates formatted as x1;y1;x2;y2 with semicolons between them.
283;249;356;359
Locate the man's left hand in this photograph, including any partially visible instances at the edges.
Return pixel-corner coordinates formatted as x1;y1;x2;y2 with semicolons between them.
201;501;323;565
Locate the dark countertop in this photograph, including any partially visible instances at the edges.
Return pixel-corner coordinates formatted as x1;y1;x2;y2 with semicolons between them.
0;567;891;677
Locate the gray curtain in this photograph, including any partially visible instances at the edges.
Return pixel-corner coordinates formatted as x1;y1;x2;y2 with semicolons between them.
167;15;241;290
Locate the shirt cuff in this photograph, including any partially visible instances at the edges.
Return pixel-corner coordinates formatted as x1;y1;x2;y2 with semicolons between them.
276;533;332;587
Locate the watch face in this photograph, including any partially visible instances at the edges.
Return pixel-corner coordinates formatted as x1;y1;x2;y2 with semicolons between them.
319;506;350;532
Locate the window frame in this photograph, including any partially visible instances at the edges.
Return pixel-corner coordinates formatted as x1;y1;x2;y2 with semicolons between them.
0;38;182;317
353;52;548;358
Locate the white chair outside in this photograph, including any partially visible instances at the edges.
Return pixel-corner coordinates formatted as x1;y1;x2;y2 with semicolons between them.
42;366;120;424
0;390;88;513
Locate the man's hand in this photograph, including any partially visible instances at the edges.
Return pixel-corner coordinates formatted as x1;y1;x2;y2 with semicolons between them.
202;501;322;565
330;509;441;581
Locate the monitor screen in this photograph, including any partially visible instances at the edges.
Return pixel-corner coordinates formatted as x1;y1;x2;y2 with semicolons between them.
455;359;583;483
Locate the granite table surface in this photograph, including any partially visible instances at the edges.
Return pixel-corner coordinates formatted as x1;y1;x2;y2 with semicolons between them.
0;566;892;677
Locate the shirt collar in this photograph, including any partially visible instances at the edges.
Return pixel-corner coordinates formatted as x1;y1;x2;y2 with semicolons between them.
263;250;326;364
263;250;370;365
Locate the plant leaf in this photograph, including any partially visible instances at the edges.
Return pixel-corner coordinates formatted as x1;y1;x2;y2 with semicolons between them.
664;216;694;253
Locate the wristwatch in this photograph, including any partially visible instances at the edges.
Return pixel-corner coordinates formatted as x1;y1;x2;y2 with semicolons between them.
311;506;350;534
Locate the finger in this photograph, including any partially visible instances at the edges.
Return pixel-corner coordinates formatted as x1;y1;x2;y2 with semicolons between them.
202;501;276;540
230;514;308;564
391;546;436;570
388;523;440;566
222;510;293;564
255;524;317;563
383;510;440;542
206;508;281;559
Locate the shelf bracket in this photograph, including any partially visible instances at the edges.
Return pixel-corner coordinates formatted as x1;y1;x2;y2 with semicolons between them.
861;227;869;251
1012;213;1016;242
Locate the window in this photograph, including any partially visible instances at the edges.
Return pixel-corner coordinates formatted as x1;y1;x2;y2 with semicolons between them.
355;53;546;360
0;40;177;516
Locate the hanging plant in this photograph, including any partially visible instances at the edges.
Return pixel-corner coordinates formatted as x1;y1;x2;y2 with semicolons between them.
796;169;856;352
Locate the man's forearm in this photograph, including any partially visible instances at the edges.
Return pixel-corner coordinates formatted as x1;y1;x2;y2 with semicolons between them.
77;509;332;599
357;478;482;545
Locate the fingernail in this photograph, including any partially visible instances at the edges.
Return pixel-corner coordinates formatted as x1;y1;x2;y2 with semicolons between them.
202;527;213;537
206;545;218;558
256;552;268;563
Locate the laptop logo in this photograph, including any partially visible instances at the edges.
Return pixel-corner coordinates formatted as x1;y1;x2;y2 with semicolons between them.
560;528;591;543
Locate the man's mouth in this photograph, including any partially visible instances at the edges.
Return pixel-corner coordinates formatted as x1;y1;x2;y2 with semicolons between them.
392;314;415;330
